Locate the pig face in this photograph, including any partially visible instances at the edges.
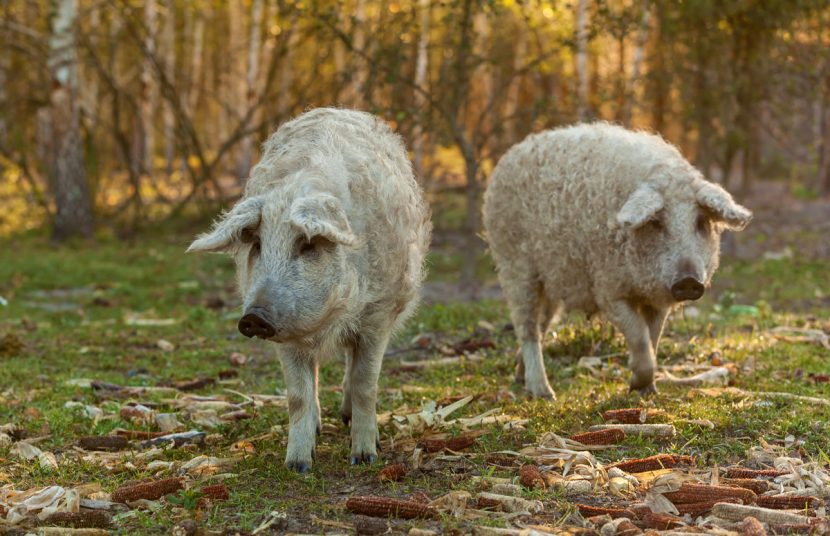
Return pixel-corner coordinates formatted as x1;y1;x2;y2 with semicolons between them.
188;192;358;344
616;179;752;305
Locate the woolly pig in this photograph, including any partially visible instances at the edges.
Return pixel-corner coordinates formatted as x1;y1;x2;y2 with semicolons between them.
188;108;431;471
482;123;752;398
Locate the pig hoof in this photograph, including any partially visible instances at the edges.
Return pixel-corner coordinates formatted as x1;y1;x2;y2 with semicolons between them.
526;381;556;400
350;452;377;465
286;460;312;473
629;382;658;396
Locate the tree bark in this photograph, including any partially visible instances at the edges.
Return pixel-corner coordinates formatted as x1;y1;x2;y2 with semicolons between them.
343;0;367;107
620;0;650;126
650;2;667;133
411;0;430;182
47;0;94;241
162;0;176;175
135;0;157;177
504;10;527;147
236;0;264;181
818;66;830;195
575;0;590;121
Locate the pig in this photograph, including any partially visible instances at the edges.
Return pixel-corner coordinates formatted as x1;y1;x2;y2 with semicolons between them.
482;122;752;398
188;108;431;471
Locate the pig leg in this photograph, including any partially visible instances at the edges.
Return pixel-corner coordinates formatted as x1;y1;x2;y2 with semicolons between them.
502;273;556;399
516;297;560;385
347;330;389;465
280;348;321;473
604;300;657;394
340;345;354;426
642;305;669;355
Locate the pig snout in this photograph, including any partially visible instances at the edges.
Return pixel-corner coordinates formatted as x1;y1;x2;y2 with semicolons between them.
670;276;705;301
238;307;277;339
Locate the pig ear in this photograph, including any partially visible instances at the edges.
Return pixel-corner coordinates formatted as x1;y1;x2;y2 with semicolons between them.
187;196;264;253
695;182;752;231
616;184;664;229
289;194;355;246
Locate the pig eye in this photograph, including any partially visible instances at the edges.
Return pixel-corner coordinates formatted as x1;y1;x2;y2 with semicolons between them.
296;235;332;258
645;218;664;233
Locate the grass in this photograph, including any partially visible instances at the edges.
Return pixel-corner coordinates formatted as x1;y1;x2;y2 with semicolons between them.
1;229;829;534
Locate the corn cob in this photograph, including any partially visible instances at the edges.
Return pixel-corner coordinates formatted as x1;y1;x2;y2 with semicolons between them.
569;428;626;445
767;523;822;535
519;464;546;490
602;408;659;424
722;478;771;494
663;483;756;505
616;519;643;536
78;435;129;451
114;429;169;440
42;510;112;528
576;504;636;519
200;483;229;501
378;463;407;482
640;511;683;530
111;477;183;503
739;517;766;536
755;495;820;510
420;435;477;453
674;497;739;517
723;468;788;479
608;454;694;473
345;496;435;519
588;424;676;437
475;493;543;514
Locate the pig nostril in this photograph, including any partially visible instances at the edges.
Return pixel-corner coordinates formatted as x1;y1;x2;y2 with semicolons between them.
238;312;276;339
671;277;705;301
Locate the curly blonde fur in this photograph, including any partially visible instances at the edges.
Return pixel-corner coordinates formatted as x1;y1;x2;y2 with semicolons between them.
189;108;431;471
483;122;751;398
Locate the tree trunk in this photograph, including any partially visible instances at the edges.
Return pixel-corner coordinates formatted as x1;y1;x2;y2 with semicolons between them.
650;3;667;133
162;0;175;175
0;0;9;149
236;0;264;181
504;11;527;147
343;0;367;107
620;0;650;126
135;0;157;177
818;67;830;195
575;0;590;121
411;0;430;182
47;0;93;241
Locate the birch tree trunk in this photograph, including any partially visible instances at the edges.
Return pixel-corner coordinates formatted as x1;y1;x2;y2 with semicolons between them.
47;0;94;240
411;0;430;181
135;0;157;177
575;0;590;121
620;0;650;126
162;0;175;175
236;0;264;181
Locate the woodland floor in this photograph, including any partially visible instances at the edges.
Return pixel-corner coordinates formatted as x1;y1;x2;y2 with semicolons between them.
0;191;829;535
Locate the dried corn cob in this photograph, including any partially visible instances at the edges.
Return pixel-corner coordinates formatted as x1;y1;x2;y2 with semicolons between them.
576;504;636;519
663;483;756;505
78;436;129;451
739;517;766;536
723;468;788;479
674;497;739;517
588;424;675;437
722;478;771;494
200;483;229;501
378;463;407;482
640;511;683;530
755;495;820;510
42;510;112;528
616;519;643;536
519;464;546;490
569;428;626;445
608;454;694;473
111;477;183;503
345;496;435;519
601;408;659;424
420;435;477;453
